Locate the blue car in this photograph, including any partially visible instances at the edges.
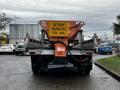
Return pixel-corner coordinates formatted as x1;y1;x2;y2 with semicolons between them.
97;45;113;54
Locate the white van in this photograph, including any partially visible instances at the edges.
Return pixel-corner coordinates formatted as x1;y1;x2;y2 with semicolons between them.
0;44;16;54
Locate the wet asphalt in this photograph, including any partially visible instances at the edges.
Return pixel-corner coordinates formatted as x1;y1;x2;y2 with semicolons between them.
0;54;120;90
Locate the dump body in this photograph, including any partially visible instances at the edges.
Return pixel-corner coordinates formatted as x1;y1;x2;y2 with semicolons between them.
40;20;85;57
30;20;92;74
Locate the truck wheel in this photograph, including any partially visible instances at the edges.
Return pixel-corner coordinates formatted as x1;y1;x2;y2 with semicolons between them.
39;64;48;73
31;55;49;75
31;57;39;75
82;69;91;75
32;63;39;75
31;57;48;74
32;63;47;74
77;67;91;75
77;61;92;75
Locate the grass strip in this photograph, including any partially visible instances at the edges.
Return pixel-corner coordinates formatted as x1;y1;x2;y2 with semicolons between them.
97;56;120;75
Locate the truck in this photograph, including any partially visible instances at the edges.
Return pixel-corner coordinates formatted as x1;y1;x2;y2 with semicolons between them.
28;20;93;75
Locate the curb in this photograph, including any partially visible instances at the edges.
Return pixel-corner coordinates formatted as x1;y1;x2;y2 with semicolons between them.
94;62;120;81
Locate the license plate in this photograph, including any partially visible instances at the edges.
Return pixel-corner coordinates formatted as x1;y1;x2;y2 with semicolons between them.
48;21;70;37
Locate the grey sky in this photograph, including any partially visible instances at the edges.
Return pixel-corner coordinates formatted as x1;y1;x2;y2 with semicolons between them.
0;0;120;39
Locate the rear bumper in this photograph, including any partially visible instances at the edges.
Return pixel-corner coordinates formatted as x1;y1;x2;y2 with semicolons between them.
30;49;92;66
30;54;92;65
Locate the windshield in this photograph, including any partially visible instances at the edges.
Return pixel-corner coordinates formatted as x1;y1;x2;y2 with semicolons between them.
17;45;24;48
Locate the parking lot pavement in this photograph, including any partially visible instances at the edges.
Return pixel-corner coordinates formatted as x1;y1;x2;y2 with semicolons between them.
0;55;120;90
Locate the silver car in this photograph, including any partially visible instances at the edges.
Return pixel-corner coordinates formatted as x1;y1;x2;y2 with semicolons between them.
15;44;28;55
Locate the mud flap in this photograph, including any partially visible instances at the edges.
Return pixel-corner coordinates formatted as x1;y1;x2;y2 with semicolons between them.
31;54;54;74
67;54;92;74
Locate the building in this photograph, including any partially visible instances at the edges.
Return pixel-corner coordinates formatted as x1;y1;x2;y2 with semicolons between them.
9;24;41;44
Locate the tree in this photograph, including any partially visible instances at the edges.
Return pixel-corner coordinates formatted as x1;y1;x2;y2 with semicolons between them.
113;15;120;56
113;23;120;35
0;12;19;31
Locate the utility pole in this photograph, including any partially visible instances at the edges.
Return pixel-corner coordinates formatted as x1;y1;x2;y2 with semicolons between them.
104;32;108;43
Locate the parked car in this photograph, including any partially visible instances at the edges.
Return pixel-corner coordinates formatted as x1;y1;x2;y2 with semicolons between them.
14;44;28;55
0;44;16;54
96;44;113;54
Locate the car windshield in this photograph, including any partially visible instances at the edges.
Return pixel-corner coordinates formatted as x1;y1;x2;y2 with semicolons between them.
17;45;24;48
103;46;112;48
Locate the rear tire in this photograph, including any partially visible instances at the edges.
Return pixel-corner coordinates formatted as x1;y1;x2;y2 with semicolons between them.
32;63;48;74
76;60;92;75
110;52;113;54
39;64;48;73
77;67;91;75
32;63;39;75
31;56;39;75
31;55;48;75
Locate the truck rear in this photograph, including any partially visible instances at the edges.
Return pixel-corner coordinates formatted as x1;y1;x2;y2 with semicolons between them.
29;20;92;74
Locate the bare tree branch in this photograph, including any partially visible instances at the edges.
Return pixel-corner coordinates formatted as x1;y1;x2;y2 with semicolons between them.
0;12;19;31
